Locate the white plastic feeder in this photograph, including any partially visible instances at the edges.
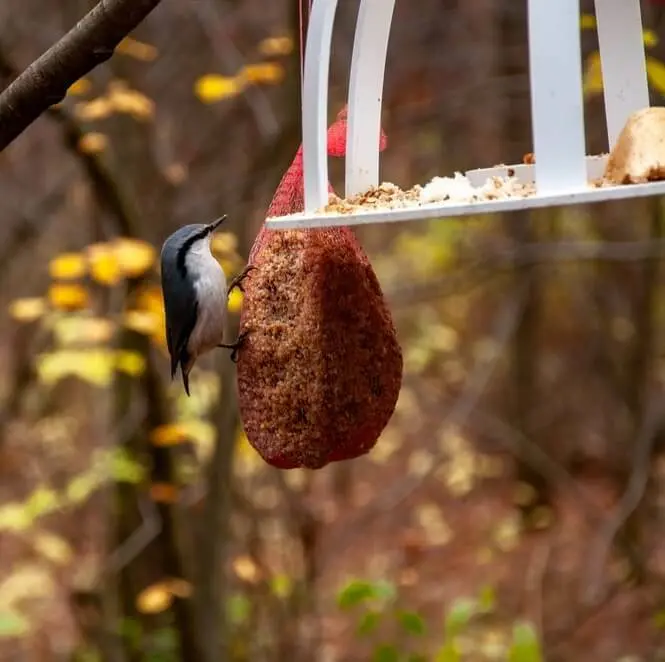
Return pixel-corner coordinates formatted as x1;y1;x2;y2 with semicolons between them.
265;0;665;230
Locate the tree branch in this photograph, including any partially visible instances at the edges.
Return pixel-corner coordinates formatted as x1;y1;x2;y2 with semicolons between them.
0;0;164;151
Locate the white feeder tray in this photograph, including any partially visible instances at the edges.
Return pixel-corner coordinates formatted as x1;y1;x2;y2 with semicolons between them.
265;0;659;230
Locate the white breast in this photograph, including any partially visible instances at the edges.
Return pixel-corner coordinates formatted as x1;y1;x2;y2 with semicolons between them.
185;241;228;358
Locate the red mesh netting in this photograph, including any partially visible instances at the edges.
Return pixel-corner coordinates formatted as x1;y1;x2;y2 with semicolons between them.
236;107;402;470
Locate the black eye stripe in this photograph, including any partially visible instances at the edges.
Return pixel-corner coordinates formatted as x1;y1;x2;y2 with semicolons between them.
173;217;221;278
176;232;207;276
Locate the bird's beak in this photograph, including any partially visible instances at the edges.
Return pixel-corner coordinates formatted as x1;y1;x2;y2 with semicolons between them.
206;215;228;234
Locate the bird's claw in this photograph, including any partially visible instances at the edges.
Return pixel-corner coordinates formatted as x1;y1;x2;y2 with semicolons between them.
219;329;250;363
228;265;256;295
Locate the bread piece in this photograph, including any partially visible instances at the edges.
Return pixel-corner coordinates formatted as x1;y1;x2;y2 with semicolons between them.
605;107;665;184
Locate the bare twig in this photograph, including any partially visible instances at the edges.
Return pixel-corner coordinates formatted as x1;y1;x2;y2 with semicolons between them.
0;0;165;150
102;497;162;578
583;394;664;604
524;541;550;638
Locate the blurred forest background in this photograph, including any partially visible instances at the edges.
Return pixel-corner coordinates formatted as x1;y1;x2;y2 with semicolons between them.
4;0;665;660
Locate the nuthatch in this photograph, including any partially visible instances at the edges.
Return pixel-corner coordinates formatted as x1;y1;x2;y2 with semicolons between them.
160;215;253;396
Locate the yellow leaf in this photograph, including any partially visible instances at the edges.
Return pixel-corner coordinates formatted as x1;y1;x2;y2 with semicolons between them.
211;232;238;255
583;50;604;98
87;242;122;286
232;555;261;583
78;132;108;154
75;97;114;121
227;288;243;314
52;316;115;345
74;349;116;385
152;420;215;457
219;257;238;277
0;564;54;608
49;252;87;280
195;74;246;103
235;427;261;473
123;309;161;336
66;471;101;504
112;238;156;278
110;87;155;120
0;503;31;532
647;55;665;97
48;284;89;311
116;37;158;62
133;285;167;347
32;532;73;565
181;420;216;452
258;36;294;56
150;423;188;446
644;29;659;49
37;349;116;386
9;298;46;322
165;578;193;598
115;350;146;377
241;62;285;85
25;487;61;519
149;483;179;504
136;582;173;614
67;78;92;96
36;351;76;385
580;14;596;30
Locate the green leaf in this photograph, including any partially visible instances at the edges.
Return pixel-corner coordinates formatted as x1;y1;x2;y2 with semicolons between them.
270;573;293;599
435;642;460;662
508;622;543;662
337;580;377;610
372;580;397;602
357;611;382;637
25;487;60;519
227;593;251;625
653;608;665;630
152;626;178;652
109;448;145;484
477;584;496;613
66;471;102;505
0;610;30;638
397;610;426;636
74;648;102;662
372;643;400;662
444;598;477;639
118;617;142;647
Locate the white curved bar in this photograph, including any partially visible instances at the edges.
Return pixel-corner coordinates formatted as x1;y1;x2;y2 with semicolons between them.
345;0;396;197
595;0;649;149
528;0;587;193
266;178;665;230
302;0;341;212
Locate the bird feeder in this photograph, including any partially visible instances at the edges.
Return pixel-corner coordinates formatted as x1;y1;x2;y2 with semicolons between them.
265;0;665;231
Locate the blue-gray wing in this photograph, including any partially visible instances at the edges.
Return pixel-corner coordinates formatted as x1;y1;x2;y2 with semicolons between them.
161;249;197;378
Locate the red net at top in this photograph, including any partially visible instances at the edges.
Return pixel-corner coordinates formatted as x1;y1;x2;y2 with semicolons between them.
236;107;402;470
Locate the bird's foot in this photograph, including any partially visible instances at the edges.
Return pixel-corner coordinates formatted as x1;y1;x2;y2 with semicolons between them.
218;329;250;363
228;265;256;295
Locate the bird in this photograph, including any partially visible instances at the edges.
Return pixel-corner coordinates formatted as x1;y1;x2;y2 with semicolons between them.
160;215;253;395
